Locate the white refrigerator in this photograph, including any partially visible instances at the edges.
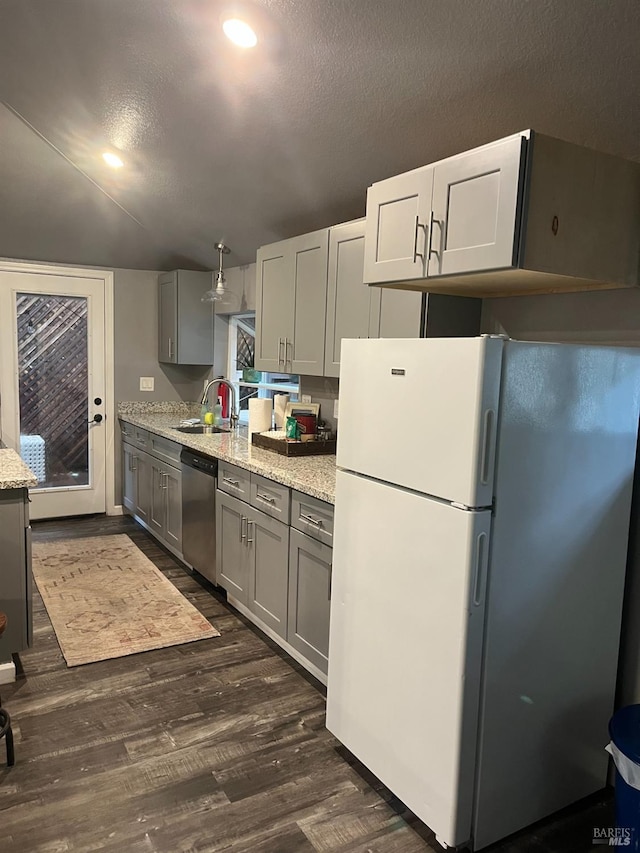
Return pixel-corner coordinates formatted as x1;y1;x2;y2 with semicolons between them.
326;336;640;850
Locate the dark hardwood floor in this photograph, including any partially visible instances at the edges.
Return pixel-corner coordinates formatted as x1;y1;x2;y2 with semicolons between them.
0;516;611;852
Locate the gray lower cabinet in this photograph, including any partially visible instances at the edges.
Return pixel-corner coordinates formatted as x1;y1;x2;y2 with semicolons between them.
149;460;182;553
216;490;251;602
121;421;184;555
248;510;289;639
216;490;289;639
288;528;332;673
0;489;32;659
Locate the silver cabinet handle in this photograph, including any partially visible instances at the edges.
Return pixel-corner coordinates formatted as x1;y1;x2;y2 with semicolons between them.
168;337;174;359
247;519;254;544
131;455;138;472
300;513;322;528
161;472;169;489
328;566;332;600
256;492;275;504
285;337;292;366
240;515;247;542
429;214;443;263
223;477;240;487
278;337;284;366
413;215;427;263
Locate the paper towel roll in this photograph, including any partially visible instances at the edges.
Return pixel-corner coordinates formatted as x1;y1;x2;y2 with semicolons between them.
273;393;290;429
248;398;273;434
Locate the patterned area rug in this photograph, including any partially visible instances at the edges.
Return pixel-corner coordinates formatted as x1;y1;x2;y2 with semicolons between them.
32;534;220;667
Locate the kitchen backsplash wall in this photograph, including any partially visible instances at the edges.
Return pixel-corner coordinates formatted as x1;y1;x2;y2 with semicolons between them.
299;375;339;432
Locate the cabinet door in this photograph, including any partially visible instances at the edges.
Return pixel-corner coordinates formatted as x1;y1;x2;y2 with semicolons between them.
149;463;166;537
290;229;329;376
325;220;380;377
247;508;289;639
255;240;294;372
216;490;250;603
377;289;423;338
176;270;214;365
133;451;151;524
363;168;434;284
428;134;525;278
164;465;182;552
288;528;332;674
122;443;135;512
158;276;178;363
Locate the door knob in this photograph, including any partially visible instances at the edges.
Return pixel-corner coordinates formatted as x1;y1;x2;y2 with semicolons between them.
88;414;103;424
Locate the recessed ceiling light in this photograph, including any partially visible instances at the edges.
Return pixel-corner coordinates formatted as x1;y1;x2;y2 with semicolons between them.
223;18;257;48
102;152;124;169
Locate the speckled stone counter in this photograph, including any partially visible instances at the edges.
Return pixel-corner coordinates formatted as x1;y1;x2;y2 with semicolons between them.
118;412;337;505
0;449;37;489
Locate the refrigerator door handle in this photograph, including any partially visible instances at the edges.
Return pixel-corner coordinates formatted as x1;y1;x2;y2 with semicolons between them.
479;409;495;486
472;531;488;606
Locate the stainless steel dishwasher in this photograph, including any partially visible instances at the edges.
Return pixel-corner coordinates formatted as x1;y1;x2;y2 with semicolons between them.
180;449;217;584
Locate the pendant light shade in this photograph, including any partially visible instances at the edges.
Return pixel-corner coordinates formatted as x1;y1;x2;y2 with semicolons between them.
201;242;239;310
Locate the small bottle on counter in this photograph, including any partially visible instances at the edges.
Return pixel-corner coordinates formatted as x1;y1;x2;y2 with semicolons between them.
213;397;223;426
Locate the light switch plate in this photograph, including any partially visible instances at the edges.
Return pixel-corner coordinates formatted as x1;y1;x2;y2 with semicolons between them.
333;398;339;419
139;376;155;392
301;394;312;404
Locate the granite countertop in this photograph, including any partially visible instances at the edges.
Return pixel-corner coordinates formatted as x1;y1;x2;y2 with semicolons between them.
119;412;337;504
0;448;38;490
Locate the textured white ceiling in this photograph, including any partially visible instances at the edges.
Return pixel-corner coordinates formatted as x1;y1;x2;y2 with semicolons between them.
0;0;638;270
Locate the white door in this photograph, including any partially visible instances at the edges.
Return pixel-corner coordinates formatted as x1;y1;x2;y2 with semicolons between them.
363;167;434;284
428;135;525;277
326;470;492;849
0;272;107;519
336;336;503;507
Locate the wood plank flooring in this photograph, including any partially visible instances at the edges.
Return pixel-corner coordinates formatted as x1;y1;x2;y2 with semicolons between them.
0;516;613;852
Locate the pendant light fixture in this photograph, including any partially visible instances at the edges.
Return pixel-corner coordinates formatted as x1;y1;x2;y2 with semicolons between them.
201;242;238;310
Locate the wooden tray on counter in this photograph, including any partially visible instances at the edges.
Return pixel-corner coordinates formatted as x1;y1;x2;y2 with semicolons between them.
251;432;336;457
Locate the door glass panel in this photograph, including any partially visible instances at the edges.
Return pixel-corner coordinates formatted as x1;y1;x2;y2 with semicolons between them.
16;293;89;489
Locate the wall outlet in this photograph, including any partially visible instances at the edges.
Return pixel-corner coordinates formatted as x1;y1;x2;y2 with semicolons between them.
301;394;312;404
139;376;155;392
333;398;339;419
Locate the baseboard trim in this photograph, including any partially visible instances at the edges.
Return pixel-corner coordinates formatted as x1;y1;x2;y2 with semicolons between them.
0;660;16;684
107;504;124;517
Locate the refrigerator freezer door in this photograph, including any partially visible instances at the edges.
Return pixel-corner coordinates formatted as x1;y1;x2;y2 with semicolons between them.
326;469;492;848
336;336;502;507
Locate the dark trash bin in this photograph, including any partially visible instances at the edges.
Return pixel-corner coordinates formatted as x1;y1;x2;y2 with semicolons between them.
608;704;640;850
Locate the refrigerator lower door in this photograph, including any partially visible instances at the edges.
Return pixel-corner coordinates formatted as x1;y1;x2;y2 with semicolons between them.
327;470;492;848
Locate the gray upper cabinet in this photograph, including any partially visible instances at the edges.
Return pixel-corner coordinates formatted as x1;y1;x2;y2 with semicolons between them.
324;219;381;378
377;289;423;338
255;229;329;376
324;219;423;377
290;229;329;375
364;167;434;284
427;135;524;278
362;130;640;297
248;509;289;639
158;270;214;365
255;240;295;372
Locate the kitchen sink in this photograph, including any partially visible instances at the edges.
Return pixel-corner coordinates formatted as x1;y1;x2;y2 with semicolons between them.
172;424;229;434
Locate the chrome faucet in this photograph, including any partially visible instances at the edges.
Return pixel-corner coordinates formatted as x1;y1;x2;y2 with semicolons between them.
200;378;239;431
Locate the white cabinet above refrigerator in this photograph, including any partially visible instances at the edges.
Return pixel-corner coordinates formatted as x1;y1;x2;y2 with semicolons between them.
363;130;640;297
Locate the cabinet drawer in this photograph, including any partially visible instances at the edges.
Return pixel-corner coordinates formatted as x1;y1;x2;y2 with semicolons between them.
250;474;290;523
148;433;181;466
120;421;148;449
291;491;334;546
218;460;251;500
